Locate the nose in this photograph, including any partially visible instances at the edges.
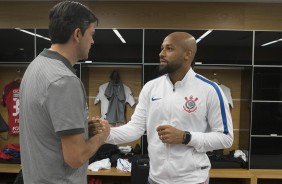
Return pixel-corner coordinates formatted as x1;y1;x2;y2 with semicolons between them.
159;49;164;57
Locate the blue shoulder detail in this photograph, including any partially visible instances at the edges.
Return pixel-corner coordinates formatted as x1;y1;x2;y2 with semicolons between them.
195;74;229;135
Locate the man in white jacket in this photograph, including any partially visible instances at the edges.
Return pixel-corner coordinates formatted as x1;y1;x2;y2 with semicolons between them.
93;32;233;184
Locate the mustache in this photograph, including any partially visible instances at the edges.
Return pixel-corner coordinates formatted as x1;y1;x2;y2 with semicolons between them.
160;57;168;63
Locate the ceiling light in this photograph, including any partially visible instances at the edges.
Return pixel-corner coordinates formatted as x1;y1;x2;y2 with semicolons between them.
113;29;126;43
261;38;282;46
15;28;51;41
196;30;212;43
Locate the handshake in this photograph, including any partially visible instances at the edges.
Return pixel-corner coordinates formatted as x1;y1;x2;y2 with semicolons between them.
88;117;110;139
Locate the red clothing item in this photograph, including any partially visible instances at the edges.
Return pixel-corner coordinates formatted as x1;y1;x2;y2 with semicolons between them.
1;80;20;135
0;144;20;160
88;178;102;184
5;143;20;152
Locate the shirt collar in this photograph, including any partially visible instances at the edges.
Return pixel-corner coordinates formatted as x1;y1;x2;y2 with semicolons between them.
166;68;195;87
39;48;76;74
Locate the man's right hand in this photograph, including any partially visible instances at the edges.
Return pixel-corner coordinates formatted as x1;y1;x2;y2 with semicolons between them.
88;117;110;141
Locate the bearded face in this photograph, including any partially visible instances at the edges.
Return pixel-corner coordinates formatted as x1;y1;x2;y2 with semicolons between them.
159;51;186;75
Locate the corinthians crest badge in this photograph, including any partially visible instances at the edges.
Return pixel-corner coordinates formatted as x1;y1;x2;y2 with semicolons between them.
183;95;198;113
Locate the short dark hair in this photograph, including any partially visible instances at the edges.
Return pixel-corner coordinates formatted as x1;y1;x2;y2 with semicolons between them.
48;1;98;44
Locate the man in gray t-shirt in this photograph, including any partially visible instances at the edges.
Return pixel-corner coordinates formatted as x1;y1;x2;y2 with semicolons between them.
19;2;110;184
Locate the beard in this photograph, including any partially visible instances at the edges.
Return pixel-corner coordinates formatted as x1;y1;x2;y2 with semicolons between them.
158;64;168;75
159;62;179;75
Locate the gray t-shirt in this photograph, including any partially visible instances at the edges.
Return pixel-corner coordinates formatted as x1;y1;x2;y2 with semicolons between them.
19;49;88;184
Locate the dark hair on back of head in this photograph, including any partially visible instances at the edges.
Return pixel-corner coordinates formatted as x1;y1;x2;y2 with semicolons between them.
48;1;98;44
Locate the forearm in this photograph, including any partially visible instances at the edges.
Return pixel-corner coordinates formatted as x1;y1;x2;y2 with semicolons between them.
188;131;233;153
77;135;106;167
61;133;108;168
106;122;145;145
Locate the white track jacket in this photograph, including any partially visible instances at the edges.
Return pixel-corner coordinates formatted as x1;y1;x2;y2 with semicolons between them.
106;68;233;184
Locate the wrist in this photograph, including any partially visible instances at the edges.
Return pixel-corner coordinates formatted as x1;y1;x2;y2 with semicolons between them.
182;131;191;144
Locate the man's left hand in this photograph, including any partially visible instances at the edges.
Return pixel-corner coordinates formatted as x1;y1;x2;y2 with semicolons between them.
156;125;185;144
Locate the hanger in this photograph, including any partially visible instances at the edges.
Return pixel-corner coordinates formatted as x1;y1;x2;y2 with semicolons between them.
212;72;221;85
14;69;22;82
110;70;120;84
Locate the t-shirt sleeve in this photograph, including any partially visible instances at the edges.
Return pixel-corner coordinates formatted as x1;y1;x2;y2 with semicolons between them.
124;85;135;107
45;76;86;136
220;84;234;108
94;87;101;105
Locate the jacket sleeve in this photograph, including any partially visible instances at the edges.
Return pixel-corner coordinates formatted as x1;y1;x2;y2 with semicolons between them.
106;85;148;145
188;84;234;152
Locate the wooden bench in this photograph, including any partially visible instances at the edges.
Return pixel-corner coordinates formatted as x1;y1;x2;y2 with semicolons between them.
87;167;130;177
2;164;282;184
209;168;255;184
87;168;256;183
0;163;21;173
87;168;259;184
251;169;282;183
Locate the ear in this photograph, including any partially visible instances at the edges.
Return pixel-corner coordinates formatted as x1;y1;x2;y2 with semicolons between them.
184;50;193;60
73;28;81;43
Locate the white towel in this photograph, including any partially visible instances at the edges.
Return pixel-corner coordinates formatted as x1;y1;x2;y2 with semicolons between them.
116;158;131;172
234;150;247;162
119;145;132;153
88;158;111;172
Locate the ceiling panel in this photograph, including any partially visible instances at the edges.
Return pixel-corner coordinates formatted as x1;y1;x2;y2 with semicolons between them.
1;0;282;2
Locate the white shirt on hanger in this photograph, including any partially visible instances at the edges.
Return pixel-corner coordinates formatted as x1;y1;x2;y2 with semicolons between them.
94;82;135;119
219;84;234;108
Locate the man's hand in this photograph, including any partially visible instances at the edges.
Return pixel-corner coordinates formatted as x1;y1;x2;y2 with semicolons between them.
62;117;110;168
97;118;110;141
156;125;185;144
88;117;109;137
